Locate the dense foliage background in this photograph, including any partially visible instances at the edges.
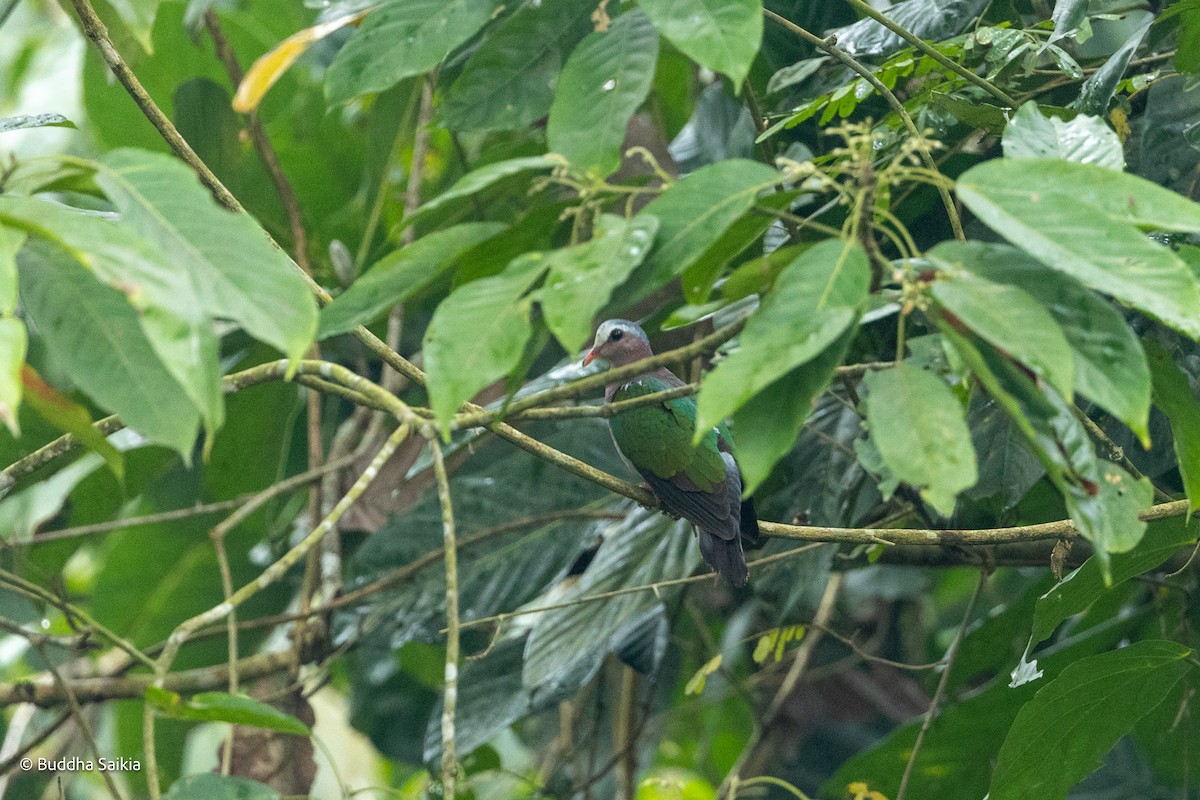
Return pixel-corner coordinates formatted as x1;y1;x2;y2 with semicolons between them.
2;0;1200;797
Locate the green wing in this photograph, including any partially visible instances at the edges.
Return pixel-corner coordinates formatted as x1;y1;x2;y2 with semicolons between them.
610;378;727;492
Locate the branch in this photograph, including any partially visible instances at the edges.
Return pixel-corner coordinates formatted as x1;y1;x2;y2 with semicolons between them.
431;438;460;796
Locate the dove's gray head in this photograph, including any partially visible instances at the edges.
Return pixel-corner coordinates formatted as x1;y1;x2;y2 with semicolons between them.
583;319;653;367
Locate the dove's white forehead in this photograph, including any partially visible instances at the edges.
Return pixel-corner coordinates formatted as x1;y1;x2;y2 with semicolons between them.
594;319;650;346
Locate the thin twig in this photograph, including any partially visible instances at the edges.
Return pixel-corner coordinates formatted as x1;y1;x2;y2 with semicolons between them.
431;437;460;796
895;567;988;800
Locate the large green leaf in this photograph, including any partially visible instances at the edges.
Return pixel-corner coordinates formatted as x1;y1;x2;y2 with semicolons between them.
0;196;222;434
164;774;278;800
317;222;505;339
440;0;594;131
1028;516;1198;652
539;214;659;351
956;158;1200;340
1076;17;1150;116
932;270;1075;401
546;9;659;176
696;239;870;436
1001;102;1123;168
325;0;499;104
731;327;856;495
17;243;201;456
424;254;550;432
632;159;781;295
863;363;977;515
990;640;1192;800
932;241;1151;444
522;506;697;689
829;0;988;58
1145;341;1200;511
95;149;317;361
147;687;310;735
941;326;1152;578
636;0;762;85
106;0;160;52
0;319;23;436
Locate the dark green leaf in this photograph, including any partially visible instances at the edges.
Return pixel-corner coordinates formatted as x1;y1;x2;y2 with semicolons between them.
325;0;499;104
932;241;1151;444
547;9;659;176
830;0;988;58
1076;18;1150;115
696;240;869;438
731;328;857;494
539;214;659;351
1049;0;1090;43
863;363;977;515
990;640;1192;800
932;270;1075;400
680;191;794;302
1145;341;1200;511
1002;102;1123;168
636;0;762;85
95;149;317;362
164;774;278;800
0;196;222;436
424;254;550;431
440;0;594;131
631;160;782;297
147;687;310;735
318;223;505;339
18;243;201;455
522;506;698;689
956;158;1200;340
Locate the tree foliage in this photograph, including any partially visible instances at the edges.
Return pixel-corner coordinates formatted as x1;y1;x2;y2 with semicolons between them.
2;0;1200;798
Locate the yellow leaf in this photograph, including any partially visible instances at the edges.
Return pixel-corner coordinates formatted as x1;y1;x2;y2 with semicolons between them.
752;630;778;664
684;655;722;696
232;9;375;113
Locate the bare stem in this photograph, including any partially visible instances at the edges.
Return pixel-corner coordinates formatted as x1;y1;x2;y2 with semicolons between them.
431;437;460;796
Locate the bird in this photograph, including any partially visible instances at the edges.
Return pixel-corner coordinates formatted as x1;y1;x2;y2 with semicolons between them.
582;319;759;586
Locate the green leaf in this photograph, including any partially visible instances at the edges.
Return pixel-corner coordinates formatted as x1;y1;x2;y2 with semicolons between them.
146;686;310;735
317;222;505;339
1076;17;1150;115
164;774;279;800
539;214;659;352
0;113;76;133
932;241;1151;444
830;0;987;58
932;271;1075;401
731;327;856;494
95;149;317;362
424;254;551;432
0;319;23;436
636;0;762;85
325;0;499;104
956;158;1200;340
684;654;723;695
990;640;1192;800
681;191;794;303
633;159;781;297
440;0;594;131
522;506;699;689
18;243;201;456
863;363;977;515
0;195;222;436
1002;102;1123;168
547;9;659;176
403;155;559;231
0;454;104;542
696;239;870;436
1145;341;1200;511
1049;0;1089;44
105;0;160;52
940;326;1152;578
1029;516;1198;651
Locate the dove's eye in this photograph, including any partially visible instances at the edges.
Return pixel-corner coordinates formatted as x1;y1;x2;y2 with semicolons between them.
610;329;624;341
